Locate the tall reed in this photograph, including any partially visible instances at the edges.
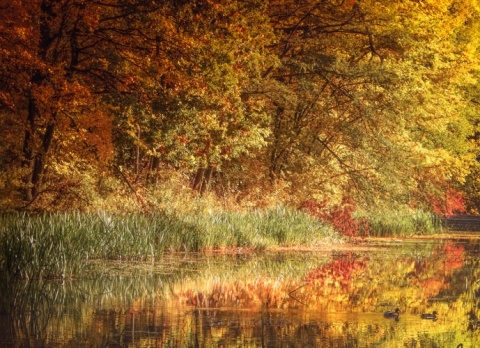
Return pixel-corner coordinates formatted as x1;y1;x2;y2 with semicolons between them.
0;207;338;281
359;209;442;237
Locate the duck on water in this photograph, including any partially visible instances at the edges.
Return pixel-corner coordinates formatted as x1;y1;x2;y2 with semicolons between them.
384;308;400;320
421;311;438;321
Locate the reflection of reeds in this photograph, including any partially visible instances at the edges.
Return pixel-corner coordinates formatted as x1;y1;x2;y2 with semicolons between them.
1;243;479;346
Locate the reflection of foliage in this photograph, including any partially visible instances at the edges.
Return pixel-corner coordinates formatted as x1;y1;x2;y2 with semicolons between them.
441;241;465;270
407;241;465;299
180;279;287;309
3;239;480;347
168;242;471;315
305;253;366;291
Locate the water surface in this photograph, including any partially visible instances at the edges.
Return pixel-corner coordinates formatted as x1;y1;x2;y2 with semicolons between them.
2;233;480;347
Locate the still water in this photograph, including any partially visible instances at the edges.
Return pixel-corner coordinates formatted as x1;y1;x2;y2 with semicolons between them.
1;233;480;347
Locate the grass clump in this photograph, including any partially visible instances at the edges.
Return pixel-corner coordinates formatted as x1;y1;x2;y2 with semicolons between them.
0;207;338;281
358;208;442;237
193;206;339;250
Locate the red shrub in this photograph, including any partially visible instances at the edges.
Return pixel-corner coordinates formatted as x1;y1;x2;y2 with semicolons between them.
430;188;466;217
301;198;369;237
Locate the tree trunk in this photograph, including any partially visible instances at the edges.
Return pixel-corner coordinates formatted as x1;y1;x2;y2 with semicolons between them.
20;2;57;201
30;120;55;198
193;166;214;194
21;70;48;201
193;168;205;192
21;93;37;201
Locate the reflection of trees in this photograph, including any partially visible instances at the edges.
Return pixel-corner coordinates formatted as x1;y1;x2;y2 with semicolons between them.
298;241;470;314
305;253;366;291
2;241;480;346
444;239;480;335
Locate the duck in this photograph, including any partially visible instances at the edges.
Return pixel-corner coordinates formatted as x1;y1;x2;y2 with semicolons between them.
421;311;438;321
384;308;400;319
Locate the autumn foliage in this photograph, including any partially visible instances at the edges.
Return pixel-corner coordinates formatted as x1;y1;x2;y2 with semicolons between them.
301;198;369;237
429;188;466;217
0;0;479;216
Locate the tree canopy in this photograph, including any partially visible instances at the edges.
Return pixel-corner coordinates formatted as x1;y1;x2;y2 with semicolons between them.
1;0;479;214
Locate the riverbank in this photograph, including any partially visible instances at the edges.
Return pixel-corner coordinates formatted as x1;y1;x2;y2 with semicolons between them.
0;208;443;282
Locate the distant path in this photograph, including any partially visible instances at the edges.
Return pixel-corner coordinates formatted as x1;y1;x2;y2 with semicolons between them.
441;215;480;231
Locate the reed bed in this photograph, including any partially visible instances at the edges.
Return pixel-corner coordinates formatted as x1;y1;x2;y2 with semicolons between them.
359;209;442;237
0;205;442;286
0;207;338;281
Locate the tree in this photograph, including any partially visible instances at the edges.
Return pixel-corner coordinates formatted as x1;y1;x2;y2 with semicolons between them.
0;0;179;204
1;0;479;213
142;0;276;194
244;0;480;211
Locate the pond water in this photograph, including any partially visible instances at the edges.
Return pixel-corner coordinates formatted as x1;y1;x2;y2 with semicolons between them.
1;233;480;347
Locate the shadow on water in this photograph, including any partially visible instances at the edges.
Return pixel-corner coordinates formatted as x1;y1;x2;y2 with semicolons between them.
2;236;480;347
